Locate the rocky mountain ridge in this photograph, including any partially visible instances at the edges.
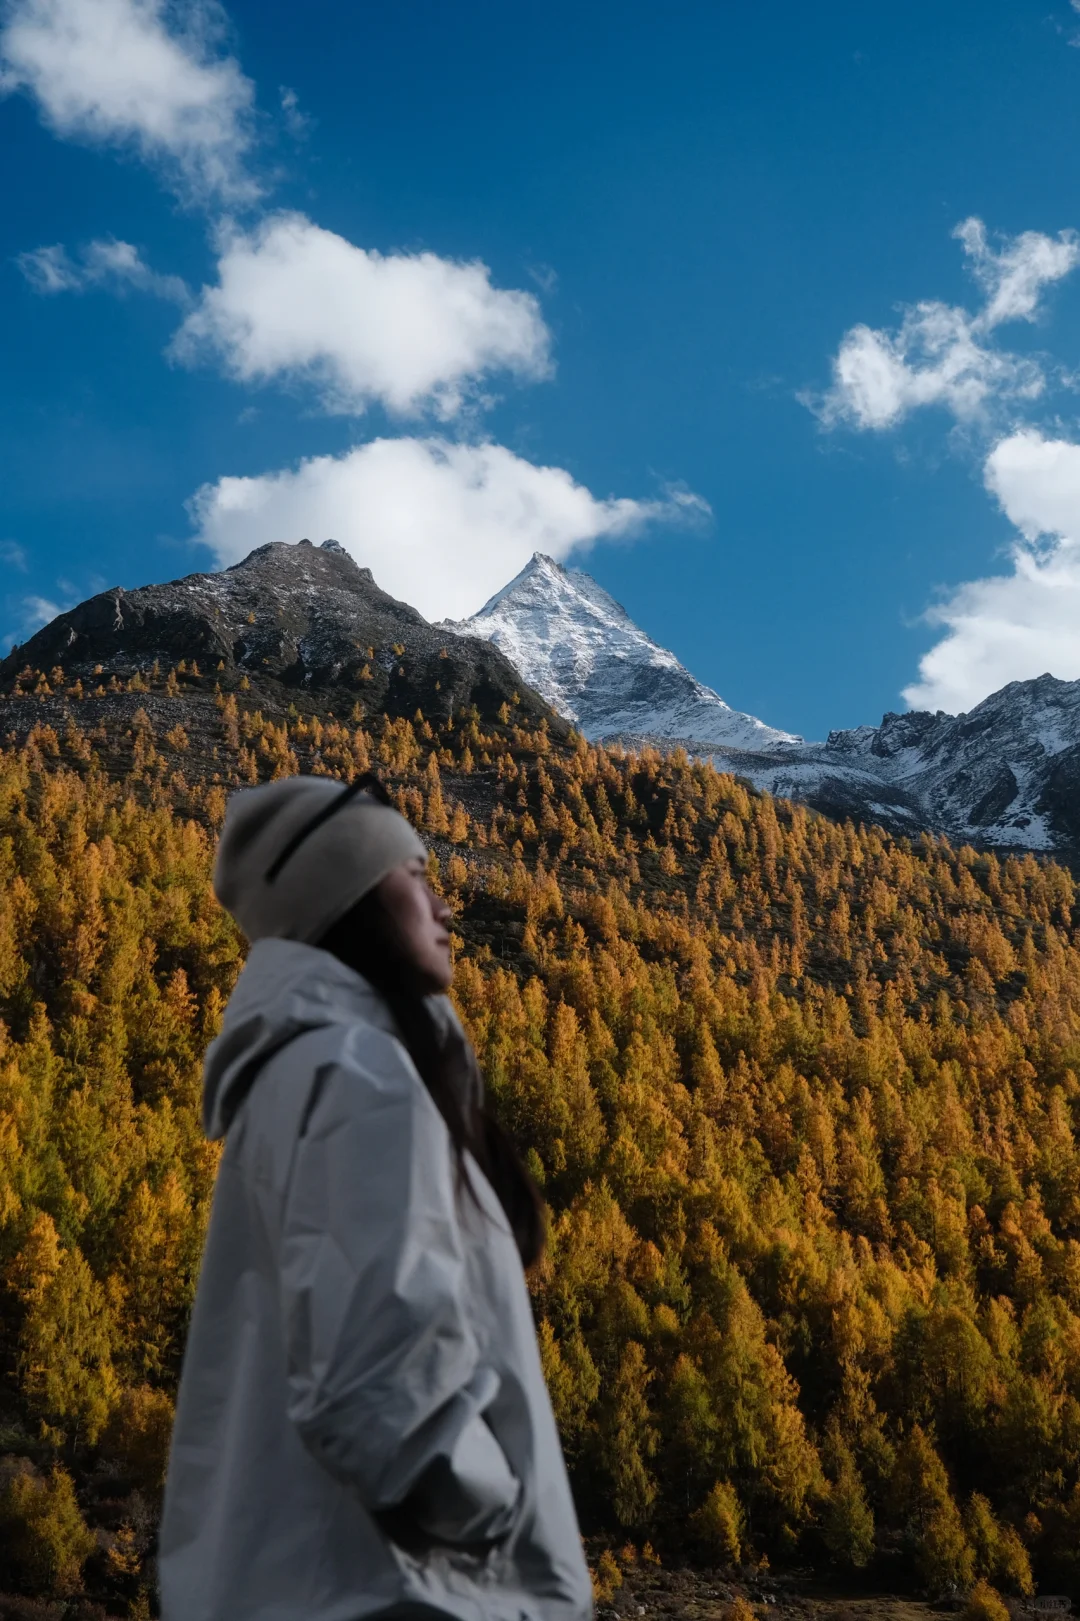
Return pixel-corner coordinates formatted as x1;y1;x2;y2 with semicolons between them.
0;539;560;733
451;553;1080;863
4;540;1078;863
713;673;1080;856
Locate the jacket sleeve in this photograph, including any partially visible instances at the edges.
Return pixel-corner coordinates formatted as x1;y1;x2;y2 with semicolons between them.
277;1025;521;1545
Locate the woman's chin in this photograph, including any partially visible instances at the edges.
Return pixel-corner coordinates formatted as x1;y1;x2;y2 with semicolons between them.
411;957;453;995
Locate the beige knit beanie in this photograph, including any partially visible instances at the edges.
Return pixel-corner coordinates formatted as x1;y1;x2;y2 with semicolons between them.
213;775;427;944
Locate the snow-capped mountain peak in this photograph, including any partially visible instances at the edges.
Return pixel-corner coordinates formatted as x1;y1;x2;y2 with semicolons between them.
446;555;1080;862
471;551;630;627
444;553;802;750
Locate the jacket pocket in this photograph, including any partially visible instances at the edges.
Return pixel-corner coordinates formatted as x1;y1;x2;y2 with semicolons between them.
393;1410;521;1551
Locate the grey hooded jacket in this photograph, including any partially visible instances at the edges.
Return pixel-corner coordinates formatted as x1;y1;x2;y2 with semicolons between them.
159;938;592;1621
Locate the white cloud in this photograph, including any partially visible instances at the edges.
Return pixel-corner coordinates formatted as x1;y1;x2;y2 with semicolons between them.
279;84;309;138
18;218;548;424
188;437;708;621
982;427;1080;537
903;429;1080;712
3;592;65;655
17;236;189;301
170;213;552;419
0;0;257;204
815;221;1080;707
819;303;1043;431
15;243;80;293
18;593;63;628
955;217;1080;329
814;219;1078;431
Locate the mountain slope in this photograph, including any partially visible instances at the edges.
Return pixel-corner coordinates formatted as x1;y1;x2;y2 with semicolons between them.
4;545;1080;1607
683;673;1080;861
443;552;801;749
7;540;1080;863
0;539;560;733
2;674;1080;1606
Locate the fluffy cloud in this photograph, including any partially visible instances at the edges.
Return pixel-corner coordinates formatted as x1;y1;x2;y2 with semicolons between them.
13;244;78;294
814;219;1080;708
171;213;551;418
956;217;1080;329
17;593;64;630
815;219;1079;431
188;437;708;621
21;212;547;423
0;0;257;203
903;430;1080;712
982;427;1080;537
820;304;1042;431
17;237;189;301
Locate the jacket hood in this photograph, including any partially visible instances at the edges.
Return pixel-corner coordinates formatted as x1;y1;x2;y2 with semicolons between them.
203;938;475;1140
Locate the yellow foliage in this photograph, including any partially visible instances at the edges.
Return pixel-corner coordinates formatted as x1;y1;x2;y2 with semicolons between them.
591;1548;623;1604
963;1581;1011;1621
0;686;1075;1599
691;1480;743;1564
104;1385;175;1491
0;1461;95;1595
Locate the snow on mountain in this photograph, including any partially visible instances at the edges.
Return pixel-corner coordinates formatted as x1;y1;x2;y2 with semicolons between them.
446;553;1080;863
823;675;1080;852
665;674;1080;860
14;535;1080;863
443;552;802;750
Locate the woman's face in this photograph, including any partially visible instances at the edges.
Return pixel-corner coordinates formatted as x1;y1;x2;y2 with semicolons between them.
376;858;454;993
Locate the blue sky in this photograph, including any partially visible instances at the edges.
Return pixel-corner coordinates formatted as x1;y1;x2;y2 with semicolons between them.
5;0;1080;738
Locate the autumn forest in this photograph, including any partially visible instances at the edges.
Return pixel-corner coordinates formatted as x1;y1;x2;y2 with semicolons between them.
0;667;1078;1616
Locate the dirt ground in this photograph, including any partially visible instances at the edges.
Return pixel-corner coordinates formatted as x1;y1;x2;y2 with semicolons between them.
599;1563;987;1621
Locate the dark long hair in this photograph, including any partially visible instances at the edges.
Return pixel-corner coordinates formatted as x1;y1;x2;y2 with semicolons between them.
318;880;546;1270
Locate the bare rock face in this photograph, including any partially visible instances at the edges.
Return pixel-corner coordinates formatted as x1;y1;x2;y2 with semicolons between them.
0;540;560;730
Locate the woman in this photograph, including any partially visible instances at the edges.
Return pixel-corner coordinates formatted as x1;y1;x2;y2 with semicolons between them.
159;773;592;1621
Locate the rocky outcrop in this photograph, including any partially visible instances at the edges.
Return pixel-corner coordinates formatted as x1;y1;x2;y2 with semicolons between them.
1;540;561;731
